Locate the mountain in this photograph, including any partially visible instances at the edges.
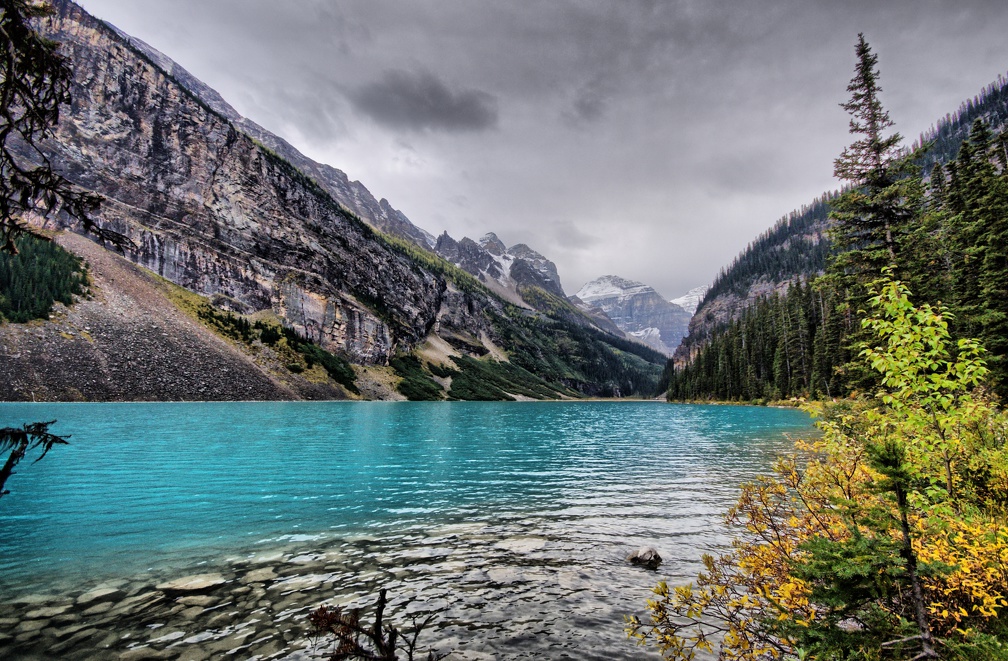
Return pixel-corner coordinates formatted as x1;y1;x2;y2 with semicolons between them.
668;70;1008;400
434;231;567;303
674;198;832;363
0;233;342;401
678;70;1008;367
5;0;667;401
669;286;708;316
574;276;691;356
105;24;436;250
431;230;629;340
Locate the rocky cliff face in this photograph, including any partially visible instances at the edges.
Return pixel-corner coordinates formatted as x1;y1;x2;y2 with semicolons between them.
5;0;669;401
108;26;436;250
574;275;691;356
32;0;465;364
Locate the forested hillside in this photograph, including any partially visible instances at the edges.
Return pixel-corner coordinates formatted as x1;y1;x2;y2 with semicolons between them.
668;57;1008;401
915;73;1008;176
674;199;832;364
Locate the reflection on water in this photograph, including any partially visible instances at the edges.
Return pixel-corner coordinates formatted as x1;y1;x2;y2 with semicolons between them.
0;401;813;658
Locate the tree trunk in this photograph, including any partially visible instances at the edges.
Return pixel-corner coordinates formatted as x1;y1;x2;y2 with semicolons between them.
896;483;939;659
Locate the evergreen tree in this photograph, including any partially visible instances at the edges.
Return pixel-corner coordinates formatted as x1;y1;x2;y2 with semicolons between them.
834;36;902;189
928;162;946;207
979;129;1008;395
831;34;908;273
945;120;1002;340
826;34;924;393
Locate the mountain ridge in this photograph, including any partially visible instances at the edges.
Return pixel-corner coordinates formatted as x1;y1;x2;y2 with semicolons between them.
106;23;438;250
674;68;1008;370
5;0;667;401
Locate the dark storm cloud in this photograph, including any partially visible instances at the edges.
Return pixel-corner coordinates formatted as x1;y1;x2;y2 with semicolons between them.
564;77;612;125
351;69;498;133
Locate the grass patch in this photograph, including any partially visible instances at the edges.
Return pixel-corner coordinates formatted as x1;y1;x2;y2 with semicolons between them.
427;362;458;379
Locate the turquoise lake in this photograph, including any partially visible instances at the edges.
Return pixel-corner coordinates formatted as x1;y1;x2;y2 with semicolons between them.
0;401;813;659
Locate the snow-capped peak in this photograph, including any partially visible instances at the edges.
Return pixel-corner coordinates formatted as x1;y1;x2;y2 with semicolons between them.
669;286;708;315
575;275;653;302
479;232;507;256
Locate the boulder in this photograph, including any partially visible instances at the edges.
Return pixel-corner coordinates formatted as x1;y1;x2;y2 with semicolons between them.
627;546;662;570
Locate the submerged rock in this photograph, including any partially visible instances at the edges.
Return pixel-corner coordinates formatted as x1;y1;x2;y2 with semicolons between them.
627;546;662;570
156;574;227;596
76;587;126;608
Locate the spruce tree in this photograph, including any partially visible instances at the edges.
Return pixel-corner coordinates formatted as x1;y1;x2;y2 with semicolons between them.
978;126;1008;396
825;34;923;393
834;35;902;191
830;35;921;280
928;163;946;207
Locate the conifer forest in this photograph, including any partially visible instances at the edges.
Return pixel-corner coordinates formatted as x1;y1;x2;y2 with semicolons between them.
667;44;1008;403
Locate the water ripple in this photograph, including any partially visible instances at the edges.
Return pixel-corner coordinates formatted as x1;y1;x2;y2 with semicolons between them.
0;401;813;658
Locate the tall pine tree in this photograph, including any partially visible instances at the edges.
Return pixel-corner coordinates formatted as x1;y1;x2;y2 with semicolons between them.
825;34;923;392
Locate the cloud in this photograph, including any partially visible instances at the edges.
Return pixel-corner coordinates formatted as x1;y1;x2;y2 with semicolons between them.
548;219;600;250
350;69;499;133
80;0;1008;300
563;77;612;125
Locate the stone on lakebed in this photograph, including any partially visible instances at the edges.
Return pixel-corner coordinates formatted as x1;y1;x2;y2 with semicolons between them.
76;587;126;607
155;573;227;596
627;546;662;570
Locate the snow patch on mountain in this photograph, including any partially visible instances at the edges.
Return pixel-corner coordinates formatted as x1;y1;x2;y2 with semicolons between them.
575;275;652;302
574;275;692;356
629;327;663;343
670;286;708;316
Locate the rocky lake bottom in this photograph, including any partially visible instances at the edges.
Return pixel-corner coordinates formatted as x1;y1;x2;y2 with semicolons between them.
0;401;815;659
1;516;696;660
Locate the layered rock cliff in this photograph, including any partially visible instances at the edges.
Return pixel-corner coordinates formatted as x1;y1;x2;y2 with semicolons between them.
107;26;436;250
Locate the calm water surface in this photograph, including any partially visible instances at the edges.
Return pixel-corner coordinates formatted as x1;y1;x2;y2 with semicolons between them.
0;401;813;658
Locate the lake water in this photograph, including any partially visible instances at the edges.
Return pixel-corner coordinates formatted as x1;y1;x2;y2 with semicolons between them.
0;401;813;659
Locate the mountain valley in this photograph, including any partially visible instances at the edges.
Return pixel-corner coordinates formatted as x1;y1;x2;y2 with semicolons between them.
2;0;671;401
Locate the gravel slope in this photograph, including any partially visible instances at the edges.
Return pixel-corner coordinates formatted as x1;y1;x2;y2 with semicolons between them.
0;233;318;402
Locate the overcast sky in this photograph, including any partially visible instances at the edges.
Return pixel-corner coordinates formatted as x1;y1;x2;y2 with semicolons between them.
77;0;1008;299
